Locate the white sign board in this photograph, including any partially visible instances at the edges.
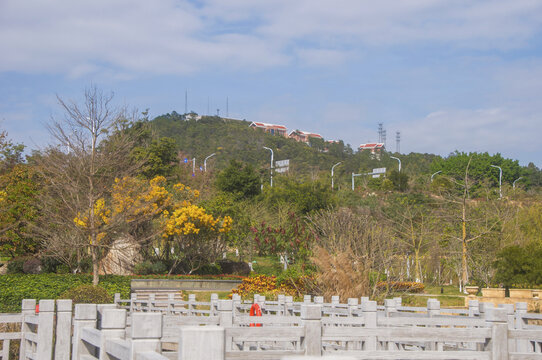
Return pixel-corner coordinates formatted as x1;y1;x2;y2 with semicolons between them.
275;159;290;173
373;167;386;174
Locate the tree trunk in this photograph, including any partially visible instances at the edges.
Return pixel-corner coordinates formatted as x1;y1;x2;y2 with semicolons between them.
91;245;99;286
461;209;469;286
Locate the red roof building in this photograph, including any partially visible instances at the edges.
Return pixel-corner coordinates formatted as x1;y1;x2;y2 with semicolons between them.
249;122;288;137
288;129;323;143
358;143;385;151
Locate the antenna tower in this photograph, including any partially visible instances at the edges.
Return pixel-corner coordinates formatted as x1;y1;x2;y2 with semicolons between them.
378;123;383;143
396;131;401;153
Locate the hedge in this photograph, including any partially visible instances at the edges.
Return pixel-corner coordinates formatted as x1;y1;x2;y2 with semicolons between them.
0;274;130;313
0;273;245;313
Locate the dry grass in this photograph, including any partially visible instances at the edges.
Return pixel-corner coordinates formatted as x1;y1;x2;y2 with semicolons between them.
311;246;370;301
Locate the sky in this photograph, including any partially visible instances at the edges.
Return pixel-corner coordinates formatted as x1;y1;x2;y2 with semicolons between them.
1;0;542;166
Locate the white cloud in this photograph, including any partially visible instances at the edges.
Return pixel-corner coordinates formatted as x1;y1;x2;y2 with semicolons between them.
1;0;541;76
396;107;542;158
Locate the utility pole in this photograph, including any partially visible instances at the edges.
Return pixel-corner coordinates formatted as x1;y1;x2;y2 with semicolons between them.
331;162;342;191
263;147;274;187
204;153;216;172
490;165;503;199
390;156;401;172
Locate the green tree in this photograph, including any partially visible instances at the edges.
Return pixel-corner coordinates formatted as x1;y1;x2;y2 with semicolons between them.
0;164;40;257
215;160;260;199
131;137;177;178
262;177;333;214
388;170;409;192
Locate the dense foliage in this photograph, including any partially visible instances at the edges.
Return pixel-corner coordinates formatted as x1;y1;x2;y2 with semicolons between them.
3;92;542;305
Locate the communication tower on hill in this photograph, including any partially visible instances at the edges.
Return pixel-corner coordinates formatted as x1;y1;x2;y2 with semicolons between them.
396;131;401;153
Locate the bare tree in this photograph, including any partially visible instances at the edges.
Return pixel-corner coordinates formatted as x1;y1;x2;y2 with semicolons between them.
34;86;143;285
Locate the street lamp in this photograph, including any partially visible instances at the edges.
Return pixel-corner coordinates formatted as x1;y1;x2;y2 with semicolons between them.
331;162;342;191
490;165;502;199
390;156;401;172
204;153;216;172
263;146;274;187
513;177;523;190
431;170;442;182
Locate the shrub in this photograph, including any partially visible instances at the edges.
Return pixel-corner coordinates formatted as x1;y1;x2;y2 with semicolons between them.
376;281;425;293
23;258;42;274
217;259;250;275
6;257;29;274
133;261;153;275
59;285;112;304
151;261;168;274
134;261;168;275
0;274;130;312
193;263;222;275
230;274;310;299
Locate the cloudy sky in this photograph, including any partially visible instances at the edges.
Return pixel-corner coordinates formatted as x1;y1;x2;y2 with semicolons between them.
1;0;542;165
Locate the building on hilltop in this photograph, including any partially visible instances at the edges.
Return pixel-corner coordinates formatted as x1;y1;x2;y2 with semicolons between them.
288;129;323;144
249;122;288;137
358;142;385;159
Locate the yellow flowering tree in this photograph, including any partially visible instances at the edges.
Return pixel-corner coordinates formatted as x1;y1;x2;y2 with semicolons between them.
160;183;233;274
73;176;170;284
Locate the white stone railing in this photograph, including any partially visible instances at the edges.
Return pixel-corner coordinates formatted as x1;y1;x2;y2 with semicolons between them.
2;296;542;359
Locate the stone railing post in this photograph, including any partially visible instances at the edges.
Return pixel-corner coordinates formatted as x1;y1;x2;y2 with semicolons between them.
347;298;359;316
304;295;312;304
211;293;219;315
384;299;396;317
479;302;494;320
218;300;233;327
231;294;241;318
113;293;121;306
97;304;118;329
257;295;265;314
468;299;479;317
54;299;72;360
19;299;36;360
393;297;402;309
362;300;377;351
427;299;440;317
285;296;293;316
130;293;136;313
278;294;285;315
486;308;508;360
72;304;97;360
498;304;515;352
100;309;127;359
188;294;196;315
301;304;322;356
179;327;224;360
515;302;528;352
331;296;339;318
314;296;324;305
36;300;55;360
130;312;162;356
218;300;233;351
147;294;155;312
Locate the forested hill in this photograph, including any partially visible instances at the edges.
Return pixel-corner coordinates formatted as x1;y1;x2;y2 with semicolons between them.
150;112;436;178
150;112;541;189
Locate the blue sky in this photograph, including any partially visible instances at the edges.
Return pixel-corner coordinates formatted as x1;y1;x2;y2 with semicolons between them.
1;0;542;165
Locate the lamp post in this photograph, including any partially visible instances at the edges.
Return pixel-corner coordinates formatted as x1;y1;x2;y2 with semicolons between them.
204;153;216;172
431;170;442;182
331;162;342;191
490;165;502;199
390;156;401;172
513;177;523;190
263;146;274;187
